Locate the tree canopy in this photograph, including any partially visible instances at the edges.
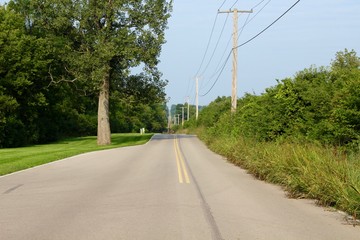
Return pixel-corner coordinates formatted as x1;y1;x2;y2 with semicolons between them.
0;1;172;147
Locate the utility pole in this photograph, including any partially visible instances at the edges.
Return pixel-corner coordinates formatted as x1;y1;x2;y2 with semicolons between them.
195;76;199;120
218;8;252;113
186;96;190;121
177;114;180;125
181;107;185;126
168;107;171;133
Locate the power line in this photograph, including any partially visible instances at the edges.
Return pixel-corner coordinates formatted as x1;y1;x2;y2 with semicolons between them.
230;0;240;9
185;76;194;101
232;0;267;12
200;51;232;97
193;14;219;77
202;0;271;90
199;13;230;84
188;0;229;100
217;8;253;113
193;0;231;79
252;0;267;9
207;36;232;81
236;12;251;48
234;0;300;50
200;12;250;91
242;0;272;29
200;0;301;97
186;11;217;99
219;0;228;10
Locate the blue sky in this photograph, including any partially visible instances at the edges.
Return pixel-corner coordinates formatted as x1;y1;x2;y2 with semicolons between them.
160;0;360;106
1;0;359;107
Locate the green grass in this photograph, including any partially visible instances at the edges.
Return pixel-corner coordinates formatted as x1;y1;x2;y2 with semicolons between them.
198;131;360;219
0;133;153;176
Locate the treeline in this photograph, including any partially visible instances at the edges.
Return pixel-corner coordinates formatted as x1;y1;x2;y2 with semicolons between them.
184;49;360;217
0;2;170;148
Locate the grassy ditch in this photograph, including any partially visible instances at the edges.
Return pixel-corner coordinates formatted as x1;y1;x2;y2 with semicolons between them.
0;133;153;176
200;133;360;219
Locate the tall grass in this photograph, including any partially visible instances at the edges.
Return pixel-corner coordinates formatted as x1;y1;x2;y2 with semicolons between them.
200;132;360;218
0;133;153;176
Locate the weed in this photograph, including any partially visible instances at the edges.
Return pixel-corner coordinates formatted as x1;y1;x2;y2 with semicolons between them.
200;131;360;218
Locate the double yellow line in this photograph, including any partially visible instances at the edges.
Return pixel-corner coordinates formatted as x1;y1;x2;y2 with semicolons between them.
173;136;190;184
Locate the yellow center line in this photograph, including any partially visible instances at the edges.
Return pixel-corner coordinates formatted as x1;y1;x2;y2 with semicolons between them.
176;138;190;183
174;136;190;184
174;137;183;183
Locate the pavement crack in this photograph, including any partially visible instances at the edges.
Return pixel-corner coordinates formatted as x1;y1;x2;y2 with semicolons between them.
177;137;224;240
3;184;24;194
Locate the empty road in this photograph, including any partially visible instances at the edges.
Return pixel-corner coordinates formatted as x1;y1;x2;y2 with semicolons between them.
0;134;359;239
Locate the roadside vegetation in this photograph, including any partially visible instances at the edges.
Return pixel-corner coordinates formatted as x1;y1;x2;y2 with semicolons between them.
183;49;360;219
0;133;153;176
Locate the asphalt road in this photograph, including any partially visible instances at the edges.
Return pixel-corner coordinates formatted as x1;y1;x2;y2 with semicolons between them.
0;134;359;240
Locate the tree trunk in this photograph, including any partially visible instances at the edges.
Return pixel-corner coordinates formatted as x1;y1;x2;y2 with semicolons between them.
97;73;111;145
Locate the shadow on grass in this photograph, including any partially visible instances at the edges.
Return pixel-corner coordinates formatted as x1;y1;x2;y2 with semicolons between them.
111;134;152;146
57;134;152;146
58;136;97;144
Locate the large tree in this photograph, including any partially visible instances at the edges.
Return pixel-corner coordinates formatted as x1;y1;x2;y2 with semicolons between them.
10;0;172;145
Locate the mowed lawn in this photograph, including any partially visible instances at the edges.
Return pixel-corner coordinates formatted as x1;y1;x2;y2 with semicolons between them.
0;133;153;176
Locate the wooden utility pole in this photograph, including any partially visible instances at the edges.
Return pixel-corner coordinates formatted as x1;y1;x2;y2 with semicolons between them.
181;107;185;126
218;8;252;113
186;96;190;121
195;76;199;120
168;108;171;133
177;114;180;125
